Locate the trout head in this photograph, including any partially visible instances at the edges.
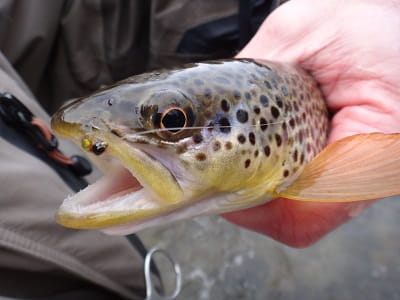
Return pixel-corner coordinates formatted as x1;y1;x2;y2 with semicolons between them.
51;61;284;234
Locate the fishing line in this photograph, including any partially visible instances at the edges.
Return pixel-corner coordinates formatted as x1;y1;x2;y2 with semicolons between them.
122;120;288;138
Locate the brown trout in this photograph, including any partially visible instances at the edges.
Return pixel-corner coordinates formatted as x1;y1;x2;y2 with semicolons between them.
51;59;400;235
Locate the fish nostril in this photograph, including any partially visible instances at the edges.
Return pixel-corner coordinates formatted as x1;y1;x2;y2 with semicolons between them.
92;141;108;155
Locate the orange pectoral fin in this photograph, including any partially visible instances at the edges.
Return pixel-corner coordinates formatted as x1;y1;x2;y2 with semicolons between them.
277;133;400;202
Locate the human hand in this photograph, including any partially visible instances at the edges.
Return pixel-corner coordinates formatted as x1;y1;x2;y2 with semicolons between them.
223;0;400;247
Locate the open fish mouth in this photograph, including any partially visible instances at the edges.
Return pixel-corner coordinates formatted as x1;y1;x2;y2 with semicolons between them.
55;129;261;234
57;157;178;229
54;128;186;229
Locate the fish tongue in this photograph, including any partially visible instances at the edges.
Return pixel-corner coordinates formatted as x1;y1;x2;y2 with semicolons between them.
66;167;143;209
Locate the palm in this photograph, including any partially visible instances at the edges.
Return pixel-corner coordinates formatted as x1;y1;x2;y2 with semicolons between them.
223;0;400;247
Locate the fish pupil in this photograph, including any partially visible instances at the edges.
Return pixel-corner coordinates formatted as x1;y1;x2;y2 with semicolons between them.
161;108;187;132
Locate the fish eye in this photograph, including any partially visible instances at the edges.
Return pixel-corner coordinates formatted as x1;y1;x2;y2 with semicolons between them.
160;107;187;133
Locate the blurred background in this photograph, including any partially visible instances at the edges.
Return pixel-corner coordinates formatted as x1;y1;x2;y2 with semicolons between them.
139;195;400;300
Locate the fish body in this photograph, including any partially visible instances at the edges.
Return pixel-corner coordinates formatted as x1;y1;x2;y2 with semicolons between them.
51;59;400;234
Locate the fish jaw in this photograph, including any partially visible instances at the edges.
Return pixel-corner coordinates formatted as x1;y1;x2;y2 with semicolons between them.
54;137;188;228
100;191;275;235
56;167;183;229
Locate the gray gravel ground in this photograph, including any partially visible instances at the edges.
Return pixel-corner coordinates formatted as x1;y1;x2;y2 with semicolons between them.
139;195;400;300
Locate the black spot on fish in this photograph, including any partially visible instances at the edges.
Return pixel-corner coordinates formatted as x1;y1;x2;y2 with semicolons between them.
176;145;187;154
302;112;307;122
221;99;230;112
260;95;269;107
283;170;290;177
213;141;221;151
275;134;282;147
236;109;249;123
225;141;233;150
233;90;241;100
253;106;260;114
245;92;251;100
264;145;271;157
249;132;256;145
245;159;251;168
282;122;287;133
196;153;207;161
289;118;295;129
260;118;268;131
238;134;246;144
271;106;280;119
264;80;272;89
275;96;283;108
307;143;311;153
193;134;203;144
217;117;231;133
